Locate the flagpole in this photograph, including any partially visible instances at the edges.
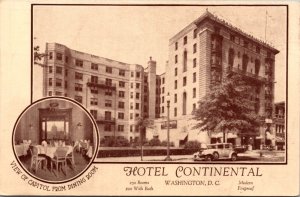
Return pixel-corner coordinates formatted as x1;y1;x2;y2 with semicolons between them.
265;11;268;42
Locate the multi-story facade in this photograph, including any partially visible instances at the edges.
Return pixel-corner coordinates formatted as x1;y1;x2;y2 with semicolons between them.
42;43;160;142
146;10;280;148
273;102;285;150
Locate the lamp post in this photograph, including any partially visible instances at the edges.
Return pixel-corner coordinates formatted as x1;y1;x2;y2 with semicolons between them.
165;93;172;161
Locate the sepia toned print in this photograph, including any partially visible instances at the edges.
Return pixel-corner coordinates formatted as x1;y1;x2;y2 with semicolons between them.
13;97;99;183
32;5;287;164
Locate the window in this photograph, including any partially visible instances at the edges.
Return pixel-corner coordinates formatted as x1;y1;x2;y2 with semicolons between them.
106;66;112;73
162;96;164;103
130;92;133;99
228;48;235;69
183;77;187;86
75;72;83;80
136;93;140;99
130;125;133;132
174;94;177;103
105;78;112;86
183;36;187;45
131;72;134;77
193;103;196;110
144;76;148;83
90;110;97;119
48;91;52;96
75;59;83;67
105;90;112;96
91;75;98;83
135;113;139;117
174;108;177;117
242;54;249;73
136;72;140;78
135;103;140;110
105;100;112;107
49;52;53;60
183;51;187;72
55;91;62;96
255;59;261;76
135;125;139;132
75;83;83;91
193;72;196;83
64;81;67;89
162;106;164;113
162;87;164;93
130;113;133;120
65;56;69;63
175;55;178;64
56;66;62;74
130;102;133;109
183;92;187;115
144;96;148;102
118;113;124;119
175;80;177;89
256;46;261;54
91;63;98;70
56;78;62;87
230;34;235;42
193;88;196;98
49;78;52;86
244;41;249;48
104;111;112;120
119;81;125;88
90;87;98;94
119;69;125;76
65;69;68;76
118;102;125;109
175;68;178;76
162;78;165;84
136;83;140;89
56;53;63;61
75;95;82;103
104;124;111;131
175;42;178;50
193;58;197;67
193;43;197;53
119;91;125;98
49;66;53;73
193;29;197;38
118;125;124;132
90;98;98;105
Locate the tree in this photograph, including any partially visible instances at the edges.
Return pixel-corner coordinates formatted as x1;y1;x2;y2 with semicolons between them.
136;117;155;161
192;73;261;143
33;45;48;67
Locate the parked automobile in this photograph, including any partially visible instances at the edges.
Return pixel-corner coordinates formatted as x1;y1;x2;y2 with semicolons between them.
193;143;238;161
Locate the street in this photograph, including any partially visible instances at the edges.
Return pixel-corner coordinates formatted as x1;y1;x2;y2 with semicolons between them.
94;150;285;163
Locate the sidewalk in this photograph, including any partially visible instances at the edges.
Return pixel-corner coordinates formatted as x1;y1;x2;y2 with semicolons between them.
95;155;192;162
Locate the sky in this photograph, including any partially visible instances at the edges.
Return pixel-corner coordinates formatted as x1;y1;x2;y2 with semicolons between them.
33;5;287;102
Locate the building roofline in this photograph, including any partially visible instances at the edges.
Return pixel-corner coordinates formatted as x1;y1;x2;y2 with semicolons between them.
169;10;279;54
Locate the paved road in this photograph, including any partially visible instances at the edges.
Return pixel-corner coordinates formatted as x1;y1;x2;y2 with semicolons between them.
94;150;285;163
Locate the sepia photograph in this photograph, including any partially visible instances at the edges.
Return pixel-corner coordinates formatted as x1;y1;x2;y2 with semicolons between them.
32;5;287;164
13;97;98;182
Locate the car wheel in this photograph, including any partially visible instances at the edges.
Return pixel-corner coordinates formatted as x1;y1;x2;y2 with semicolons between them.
231;153;237;161
205;155;213;161
213;152;219;160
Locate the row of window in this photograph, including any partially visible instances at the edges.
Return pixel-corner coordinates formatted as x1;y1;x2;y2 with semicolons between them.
173;73;197;89
174;29;197;50
156;77;165;85
174;55;197;70
160;103;197;116
229;34;262;54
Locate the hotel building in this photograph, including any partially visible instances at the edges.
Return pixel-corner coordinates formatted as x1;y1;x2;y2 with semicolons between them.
146;10;280;148
42;43;160;142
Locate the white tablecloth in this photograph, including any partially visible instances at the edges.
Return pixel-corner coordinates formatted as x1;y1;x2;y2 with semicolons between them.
86;146;93;158
15;144;30;156
35;145;73;158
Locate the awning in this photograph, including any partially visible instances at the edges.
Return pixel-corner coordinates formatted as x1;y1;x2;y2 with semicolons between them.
227;133;237;138
275;136;285;143
255;135;264;139
211;132;223;138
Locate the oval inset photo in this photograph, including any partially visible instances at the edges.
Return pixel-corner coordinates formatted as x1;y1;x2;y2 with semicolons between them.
13;97;99;183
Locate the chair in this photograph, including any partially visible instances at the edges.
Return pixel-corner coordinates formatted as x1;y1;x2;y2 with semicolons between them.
30;146;47;173
66;146;76;169
80;142;88;155
50;147;68;176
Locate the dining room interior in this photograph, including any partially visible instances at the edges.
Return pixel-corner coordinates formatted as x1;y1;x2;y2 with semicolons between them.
14;99;98;182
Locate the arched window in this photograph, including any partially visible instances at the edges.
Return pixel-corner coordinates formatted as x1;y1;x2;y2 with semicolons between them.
255;59;260;76
228;48;235;69
242;54;249;73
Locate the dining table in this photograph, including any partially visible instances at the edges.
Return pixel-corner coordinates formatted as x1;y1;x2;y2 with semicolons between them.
35;145;73;158
15;143;30;157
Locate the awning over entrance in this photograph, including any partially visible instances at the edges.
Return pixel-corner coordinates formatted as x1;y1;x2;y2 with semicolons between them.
227;133;237;138
266;132;275;140
255;135;264;139
211;132;223;138
275;136;285;143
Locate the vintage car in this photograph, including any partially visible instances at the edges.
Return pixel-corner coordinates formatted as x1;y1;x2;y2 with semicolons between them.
193;143;238;161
